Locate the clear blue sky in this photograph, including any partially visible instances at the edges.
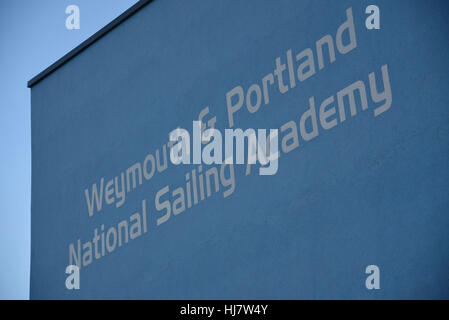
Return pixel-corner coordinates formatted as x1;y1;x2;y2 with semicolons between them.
0;0;138;300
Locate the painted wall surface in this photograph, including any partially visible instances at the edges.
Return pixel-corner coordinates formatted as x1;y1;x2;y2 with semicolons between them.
30;0;449;299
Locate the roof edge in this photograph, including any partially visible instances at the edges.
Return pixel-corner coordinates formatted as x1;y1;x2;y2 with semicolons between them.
27;0;153;88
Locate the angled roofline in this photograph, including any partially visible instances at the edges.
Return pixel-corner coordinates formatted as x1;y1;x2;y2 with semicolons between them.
27;0;153;88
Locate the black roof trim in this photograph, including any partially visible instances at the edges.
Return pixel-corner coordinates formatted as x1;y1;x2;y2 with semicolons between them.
27;0;153;88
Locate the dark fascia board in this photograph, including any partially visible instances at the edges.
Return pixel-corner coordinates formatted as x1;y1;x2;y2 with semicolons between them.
27;0;153;88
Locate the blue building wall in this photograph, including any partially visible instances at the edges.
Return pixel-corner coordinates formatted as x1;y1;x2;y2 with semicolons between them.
30;0;449;299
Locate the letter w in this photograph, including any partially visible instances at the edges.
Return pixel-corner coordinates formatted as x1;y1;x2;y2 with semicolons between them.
243;305;255;314
84;178;104;216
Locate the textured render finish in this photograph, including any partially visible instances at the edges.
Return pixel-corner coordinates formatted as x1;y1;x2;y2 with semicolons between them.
31;0;449;299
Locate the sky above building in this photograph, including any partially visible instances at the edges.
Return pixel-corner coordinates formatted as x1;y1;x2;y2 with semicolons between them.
0;0;138;300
